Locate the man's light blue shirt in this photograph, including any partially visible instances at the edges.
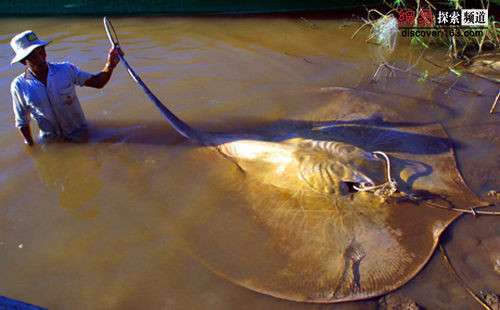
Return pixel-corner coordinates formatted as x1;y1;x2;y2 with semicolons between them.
11;62;93;141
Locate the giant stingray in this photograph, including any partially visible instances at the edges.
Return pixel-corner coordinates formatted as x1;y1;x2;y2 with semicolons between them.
104;18;488;303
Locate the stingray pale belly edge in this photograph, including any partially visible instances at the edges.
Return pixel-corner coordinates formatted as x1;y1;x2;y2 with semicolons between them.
213;137;386;195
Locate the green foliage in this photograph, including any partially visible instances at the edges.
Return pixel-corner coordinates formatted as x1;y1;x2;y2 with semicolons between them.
448;0;460;9
411;37;429;48
393;0;405;7
449;67;463;77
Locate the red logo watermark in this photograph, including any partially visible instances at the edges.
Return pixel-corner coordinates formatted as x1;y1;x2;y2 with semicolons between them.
397;8;488;28
397;9;435;27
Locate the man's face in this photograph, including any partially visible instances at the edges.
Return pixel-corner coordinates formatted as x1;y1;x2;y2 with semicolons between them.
23;46;47;68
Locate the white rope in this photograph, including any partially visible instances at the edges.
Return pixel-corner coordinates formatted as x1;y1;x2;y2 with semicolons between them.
351;152;500;215
353;151;398;198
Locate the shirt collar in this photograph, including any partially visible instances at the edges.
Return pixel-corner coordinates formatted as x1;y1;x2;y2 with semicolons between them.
24;62;53;80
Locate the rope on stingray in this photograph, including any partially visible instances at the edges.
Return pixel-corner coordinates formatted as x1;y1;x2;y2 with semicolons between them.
417;199;500;216
352;152;500;215
353;151;398;199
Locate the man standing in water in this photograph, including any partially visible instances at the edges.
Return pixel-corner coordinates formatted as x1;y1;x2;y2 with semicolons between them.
10;30;122;145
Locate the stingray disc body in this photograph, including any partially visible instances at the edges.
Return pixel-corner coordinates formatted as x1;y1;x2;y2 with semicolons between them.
182;90;484;303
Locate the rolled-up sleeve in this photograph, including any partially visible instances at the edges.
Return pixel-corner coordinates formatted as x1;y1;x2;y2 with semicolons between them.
11;81;29;128
67;63;93;86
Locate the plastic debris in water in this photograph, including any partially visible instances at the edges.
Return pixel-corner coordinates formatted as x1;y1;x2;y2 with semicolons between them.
0;296;47;310
371;15;399;52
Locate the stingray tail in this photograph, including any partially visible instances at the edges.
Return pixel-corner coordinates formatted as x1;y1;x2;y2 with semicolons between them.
117;52;216;144
103;17;217;145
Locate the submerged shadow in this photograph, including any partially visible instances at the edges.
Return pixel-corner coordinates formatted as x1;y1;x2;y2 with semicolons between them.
292;122;455;155
82;114;459;157
390;157;434;193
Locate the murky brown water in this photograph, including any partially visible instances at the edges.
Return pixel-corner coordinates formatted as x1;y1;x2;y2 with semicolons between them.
0;17;498;309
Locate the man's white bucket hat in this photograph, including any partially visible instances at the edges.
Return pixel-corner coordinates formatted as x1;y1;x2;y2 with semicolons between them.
10;30;50;65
